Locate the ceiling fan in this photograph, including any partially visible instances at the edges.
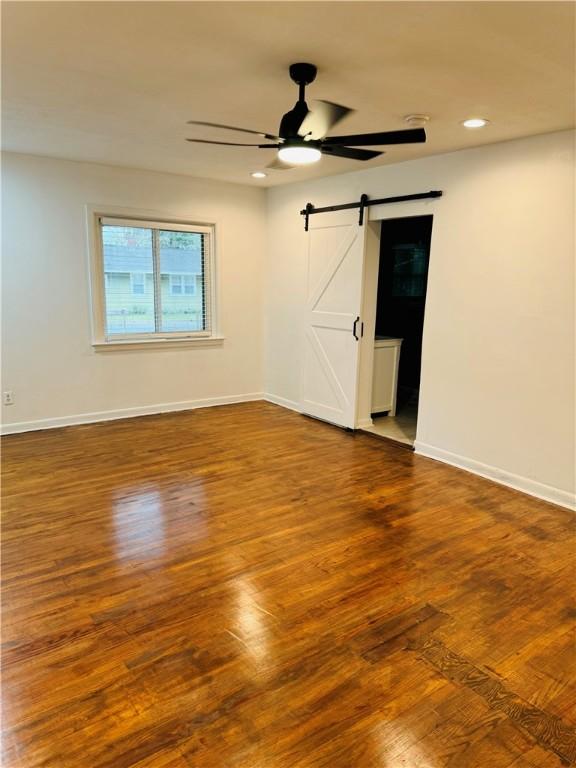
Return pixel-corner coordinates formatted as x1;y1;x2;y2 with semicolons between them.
186;63;426;168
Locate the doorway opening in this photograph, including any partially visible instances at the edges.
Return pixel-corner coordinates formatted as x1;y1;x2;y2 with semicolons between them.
363;215;433;446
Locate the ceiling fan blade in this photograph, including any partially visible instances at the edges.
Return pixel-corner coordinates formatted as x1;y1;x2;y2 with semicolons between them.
266;157;295;170
187;120;279;141
298;100;353;140
186;139;280;147
323;128;426;146
322;146;383;161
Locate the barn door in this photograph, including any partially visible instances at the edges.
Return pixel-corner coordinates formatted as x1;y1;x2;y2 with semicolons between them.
300;214;366;428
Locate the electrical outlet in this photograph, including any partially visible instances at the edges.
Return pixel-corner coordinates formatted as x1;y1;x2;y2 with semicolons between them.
3;391;14;406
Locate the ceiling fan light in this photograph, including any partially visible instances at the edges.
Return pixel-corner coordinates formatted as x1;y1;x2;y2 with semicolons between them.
278;145;321;165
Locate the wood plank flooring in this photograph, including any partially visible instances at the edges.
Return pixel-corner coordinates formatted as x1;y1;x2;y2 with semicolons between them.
1;401;575;767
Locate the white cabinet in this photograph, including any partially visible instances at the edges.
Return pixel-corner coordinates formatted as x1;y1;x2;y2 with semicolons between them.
371;337;402;416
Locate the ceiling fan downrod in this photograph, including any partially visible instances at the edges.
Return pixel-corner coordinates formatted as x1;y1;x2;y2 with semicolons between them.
289;62;318;103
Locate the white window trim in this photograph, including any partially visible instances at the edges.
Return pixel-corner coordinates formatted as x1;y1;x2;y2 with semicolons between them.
86;206;223;349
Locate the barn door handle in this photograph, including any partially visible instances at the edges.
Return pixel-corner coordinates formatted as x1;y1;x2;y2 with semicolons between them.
352;316;360;341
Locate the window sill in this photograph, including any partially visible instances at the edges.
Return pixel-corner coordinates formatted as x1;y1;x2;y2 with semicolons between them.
92;336;225;351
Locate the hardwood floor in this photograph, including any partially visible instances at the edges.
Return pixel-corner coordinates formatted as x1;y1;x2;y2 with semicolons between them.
1;401;575;767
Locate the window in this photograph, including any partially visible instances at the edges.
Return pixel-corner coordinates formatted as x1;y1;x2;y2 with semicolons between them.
92;215;215;344
170;275;182;295
131;273;146;295
170;274;197;296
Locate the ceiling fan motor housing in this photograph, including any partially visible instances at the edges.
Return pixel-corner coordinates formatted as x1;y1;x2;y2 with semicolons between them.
289;63;318;86
279;102;309;139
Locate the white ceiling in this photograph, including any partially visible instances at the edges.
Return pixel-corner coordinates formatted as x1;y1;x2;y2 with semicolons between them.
2;1;574;187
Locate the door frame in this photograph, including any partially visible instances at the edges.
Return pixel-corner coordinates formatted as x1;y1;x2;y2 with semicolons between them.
355;200;439;433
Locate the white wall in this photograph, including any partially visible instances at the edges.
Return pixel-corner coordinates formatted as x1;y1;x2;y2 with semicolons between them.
3;134;574;508
1;153;267;429
265;131;575;506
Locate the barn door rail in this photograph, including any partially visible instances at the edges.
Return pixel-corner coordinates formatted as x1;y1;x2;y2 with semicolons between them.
300;190;443;231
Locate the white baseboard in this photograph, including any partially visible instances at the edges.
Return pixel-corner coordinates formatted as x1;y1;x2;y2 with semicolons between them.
414;441;575;511
356;418;374;430
1;393;264;435
264;393;302;413
6;398;572;511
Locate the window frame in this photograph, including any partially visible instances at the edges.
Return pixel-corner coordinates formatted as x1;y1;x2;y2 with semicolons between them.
87;207;222;349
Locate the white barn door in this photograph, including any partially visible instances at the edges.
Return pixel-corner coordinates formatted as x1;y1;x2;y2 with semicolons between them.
300;214;366;429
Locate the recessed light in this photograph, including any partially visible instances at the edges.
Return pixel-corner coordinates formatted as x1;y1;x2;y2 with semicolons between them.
278;146;321;165
250;171;267;179
462;118;490;129
404;114;430;128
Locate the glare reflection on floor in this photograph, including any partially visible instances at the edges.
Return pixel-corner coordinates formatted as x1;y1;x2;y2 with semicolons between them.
112;489;165;560
229;576;272;665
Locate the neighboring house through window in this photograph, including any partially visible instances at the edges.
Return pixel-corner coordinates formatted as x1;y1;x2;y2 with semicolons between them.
91;214;215;344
